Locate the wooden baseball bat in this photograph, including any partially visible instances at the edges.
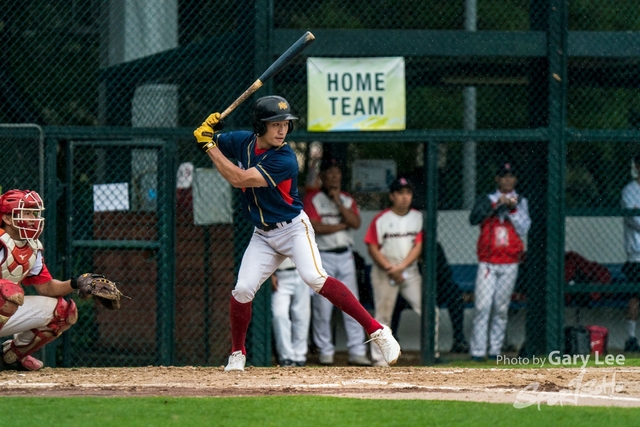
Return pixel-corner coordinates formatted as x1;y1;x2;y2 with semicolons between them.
219;31;315;119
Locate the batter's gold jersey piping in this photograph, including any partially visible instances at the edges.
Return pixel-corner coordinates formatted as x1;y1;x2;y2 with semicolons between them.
301;218;327;279
256;142;284;188
257;164;276;187
251;188;265;225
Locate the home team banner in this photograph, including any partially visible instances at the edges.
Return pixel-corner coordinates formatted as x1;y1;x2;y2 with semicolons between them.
307;57;405;131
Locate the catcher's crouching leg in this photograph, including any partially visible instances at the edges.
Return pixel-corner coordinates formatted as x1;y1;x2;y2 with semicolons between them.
3;297;78;371
0;280;24;334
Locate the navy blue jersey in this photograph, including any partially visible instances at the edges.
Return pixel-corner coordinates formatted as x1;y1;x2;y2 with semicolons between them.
214;130;303;226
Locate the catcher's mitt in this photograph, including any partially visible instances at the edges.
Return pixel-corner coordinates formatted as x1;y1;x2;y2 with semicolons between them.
71;273;129;310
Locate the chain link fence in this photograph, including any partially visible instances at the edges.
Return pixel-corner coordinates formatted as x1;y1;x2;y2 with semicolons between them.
0;125;42;192
1;1;640;366
55;133;250;367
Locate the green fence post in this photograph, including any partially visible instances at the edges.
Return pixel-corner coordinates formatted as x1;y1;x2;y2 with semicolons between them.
156;139;177;365
254;0;272;91
61;140;75;367
519;0;549;359
243;0;274;369
247;283;272;367
546;0;568;354
239;201;272;367
421;141;438;366
43;136;59;367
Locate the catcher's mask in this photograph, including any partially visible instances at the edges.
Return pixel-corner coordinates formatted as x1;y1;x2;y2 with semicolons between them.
0;189;45;242
252;95;298;137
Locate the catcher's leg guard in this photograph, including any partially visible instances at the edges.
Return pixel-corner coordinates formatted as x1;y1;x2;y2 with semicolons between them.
46;297;78;335
0;280;24;334
3;297;77;370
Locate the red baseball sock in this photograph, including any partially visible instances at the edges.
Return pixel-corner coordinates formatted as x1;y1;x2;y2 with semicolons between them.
229;297;252;355
319;277;382;335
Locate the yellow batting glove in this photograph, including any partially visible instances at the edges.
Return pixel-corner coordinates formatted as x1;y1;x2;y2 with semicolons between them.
194;113;224;153
205;112;224;130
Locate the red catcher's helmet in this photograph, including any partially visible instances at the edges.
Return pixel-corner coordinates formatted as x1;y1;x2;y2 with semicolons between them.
0;189;45;241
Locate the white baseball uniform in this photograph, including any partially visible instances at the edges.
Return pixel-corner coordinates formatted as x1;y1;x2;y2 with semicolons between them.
0;237;59;336
234;210;328;301
469;189;531;358
364;207;429;365
214;129;395;368
0;188;81;371
622;180;640;262
304;190;367;359
271;258;310;365
621;179;640;343
0;230;79;373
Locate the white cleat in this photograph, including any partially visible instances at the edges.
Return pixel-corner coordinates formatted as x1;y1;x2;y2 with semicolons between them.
224;351;246;372
368;325;401;366
318;353;334;365
348;354;372;366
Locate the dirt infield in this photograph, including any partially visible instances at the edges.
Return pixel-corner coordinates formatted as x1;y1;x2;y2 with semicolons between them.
1;364;639;407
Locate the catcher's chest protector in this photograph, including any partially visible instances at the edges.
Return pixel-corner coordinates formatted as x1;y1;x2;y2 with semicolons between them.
0;229;39;283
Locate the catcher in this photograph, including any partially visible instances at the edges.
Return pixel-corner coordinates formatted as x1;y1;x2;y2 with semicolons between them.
0;189;124;371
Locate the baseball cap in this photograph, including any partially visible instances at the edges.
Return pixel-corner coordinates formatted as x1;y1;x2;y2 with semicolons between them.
496;161;516;177
320;157;342;172
389;177;414;192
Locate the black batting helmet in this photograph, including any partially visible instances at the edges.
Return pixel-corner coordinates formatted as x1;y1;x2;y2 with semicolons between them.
252;96;298;136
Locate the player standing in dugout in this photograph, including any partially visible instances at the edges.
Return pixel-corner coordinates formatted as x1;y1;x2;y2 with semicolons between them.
194;95;401;371
468;161;531;361
303;157;371;367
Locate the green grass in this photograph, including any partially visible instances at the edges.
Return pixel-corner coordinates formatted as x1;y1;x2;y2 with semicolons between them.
2;396;640;427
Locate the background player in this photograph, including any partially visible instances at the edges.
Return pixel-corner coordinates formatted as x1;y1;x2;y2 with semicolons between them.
621;153;640;352
303;158;371;366
468;161;531;361
271;258;310;367
364;177;431;366
390;241;469;354
193;95;401;371
0;189;85;370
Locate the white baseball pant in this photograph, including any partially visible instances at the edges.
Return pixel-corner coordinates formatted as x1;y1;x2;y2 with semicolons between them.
2;295;59;356
272;268;311;364
369;263;438;365
2;295;59;337
311;248;366;359
233;211;328;304
470;262;518;357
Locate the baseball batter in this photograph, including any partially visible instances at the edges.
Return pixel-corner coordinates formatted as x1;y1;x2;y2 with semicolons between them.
303;158;370;366
468;161;531;361
193;95;401;371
